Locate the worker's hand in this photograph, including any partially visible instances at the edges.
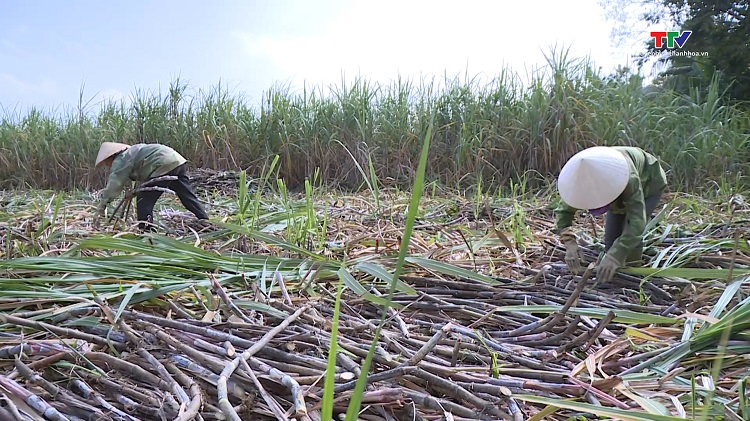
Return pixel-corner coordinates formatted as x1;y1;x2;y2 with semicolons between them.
564;242;583;274
560;228;582;274
92;206;104;229
596;254;620;283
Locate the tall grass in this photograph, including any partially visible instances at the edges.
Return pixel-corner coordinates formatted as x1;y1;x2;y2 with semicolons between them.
1;48;749;193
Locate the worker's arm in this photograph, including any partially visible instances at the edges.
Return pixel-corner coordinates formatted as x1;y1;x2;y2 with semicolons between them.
96;158;133;214
606;179;647;265
553;198;578;235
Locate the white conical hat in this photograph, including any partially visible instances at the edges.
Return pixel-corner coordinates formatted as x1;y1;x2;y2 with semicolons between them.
95;142;130;167
557;146;629;210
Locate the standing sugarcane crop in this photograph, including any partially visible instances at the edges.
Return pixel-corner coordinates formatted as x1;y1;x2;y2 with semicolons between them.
93;142;209;231
553;146;668;283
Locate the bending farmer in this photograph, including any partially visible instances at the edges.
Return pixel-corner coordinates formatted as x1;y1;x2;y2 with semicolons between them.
554;146;667;283
94;142;209;230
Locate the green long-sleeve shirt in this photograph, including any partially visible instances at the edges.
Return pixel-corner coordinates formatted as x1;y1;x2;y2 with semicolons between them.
553;146;667;264
97;144;187;211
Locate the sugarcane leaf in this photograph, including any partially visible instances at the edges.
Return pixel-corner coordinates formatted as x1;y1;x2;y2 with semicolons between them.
494;305;678;325
405;256;500;285
337;267;399;308
112;282;145;323
514;395;691;420
354;261;418;295
622;266;750;280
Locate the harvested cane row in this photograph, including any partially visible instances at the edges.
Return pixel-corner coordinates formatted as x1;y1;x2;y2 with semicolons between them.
0;183;747;420
0;261;676;421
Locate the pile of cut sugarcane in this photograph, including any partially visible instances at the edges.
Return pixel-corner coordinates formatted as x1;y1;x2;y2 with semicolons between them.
0;184;747;420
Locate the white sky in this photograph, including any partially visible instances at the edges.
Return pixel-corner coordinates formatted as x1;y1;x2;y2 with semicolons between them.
0;0;659;113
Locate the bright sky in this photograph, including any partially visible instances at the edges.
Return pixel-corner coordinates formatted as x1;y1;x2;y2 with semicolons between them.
0;0;656;114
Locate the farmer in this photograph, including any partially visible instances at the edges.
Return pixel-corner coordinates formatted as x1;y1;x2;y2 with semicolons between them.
554;146;667;283
93;142;209;230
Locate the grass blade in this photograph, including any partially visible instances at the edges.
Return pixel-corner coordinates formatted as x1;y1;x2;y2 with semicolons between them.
353;261;418;295
321;283;343;421
345;115;434;420
514;395;691;420
405;256;500;285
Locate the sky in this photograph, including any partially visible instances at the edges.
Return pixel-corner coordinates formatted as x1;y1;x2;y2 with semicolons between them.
0;0;660;114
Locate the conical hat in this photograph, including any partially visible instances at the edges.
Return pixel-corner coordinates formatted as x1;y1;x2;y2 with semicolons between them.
557;146;629;210
95;142;130;167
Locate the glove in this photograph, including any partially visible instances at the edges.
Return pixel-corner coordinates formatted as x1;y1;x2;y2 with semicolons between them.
93;205;105;229
596;254;621;283
560;228;582;274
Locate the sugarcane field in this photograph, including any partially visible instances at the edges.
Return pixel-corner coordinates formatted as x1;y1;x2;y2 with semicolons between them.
3;1;750;418
1;69;749;421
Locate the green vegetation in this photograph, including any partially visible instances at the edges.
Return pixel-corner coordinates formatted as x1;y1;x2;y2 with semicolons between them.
0;172;749;419
1;49;749;194
1;46;750;420
601;1;750;103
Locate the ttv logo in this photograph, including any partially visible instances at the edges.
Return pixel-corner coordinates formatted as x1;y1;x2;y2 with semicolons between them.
650;31;692;49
